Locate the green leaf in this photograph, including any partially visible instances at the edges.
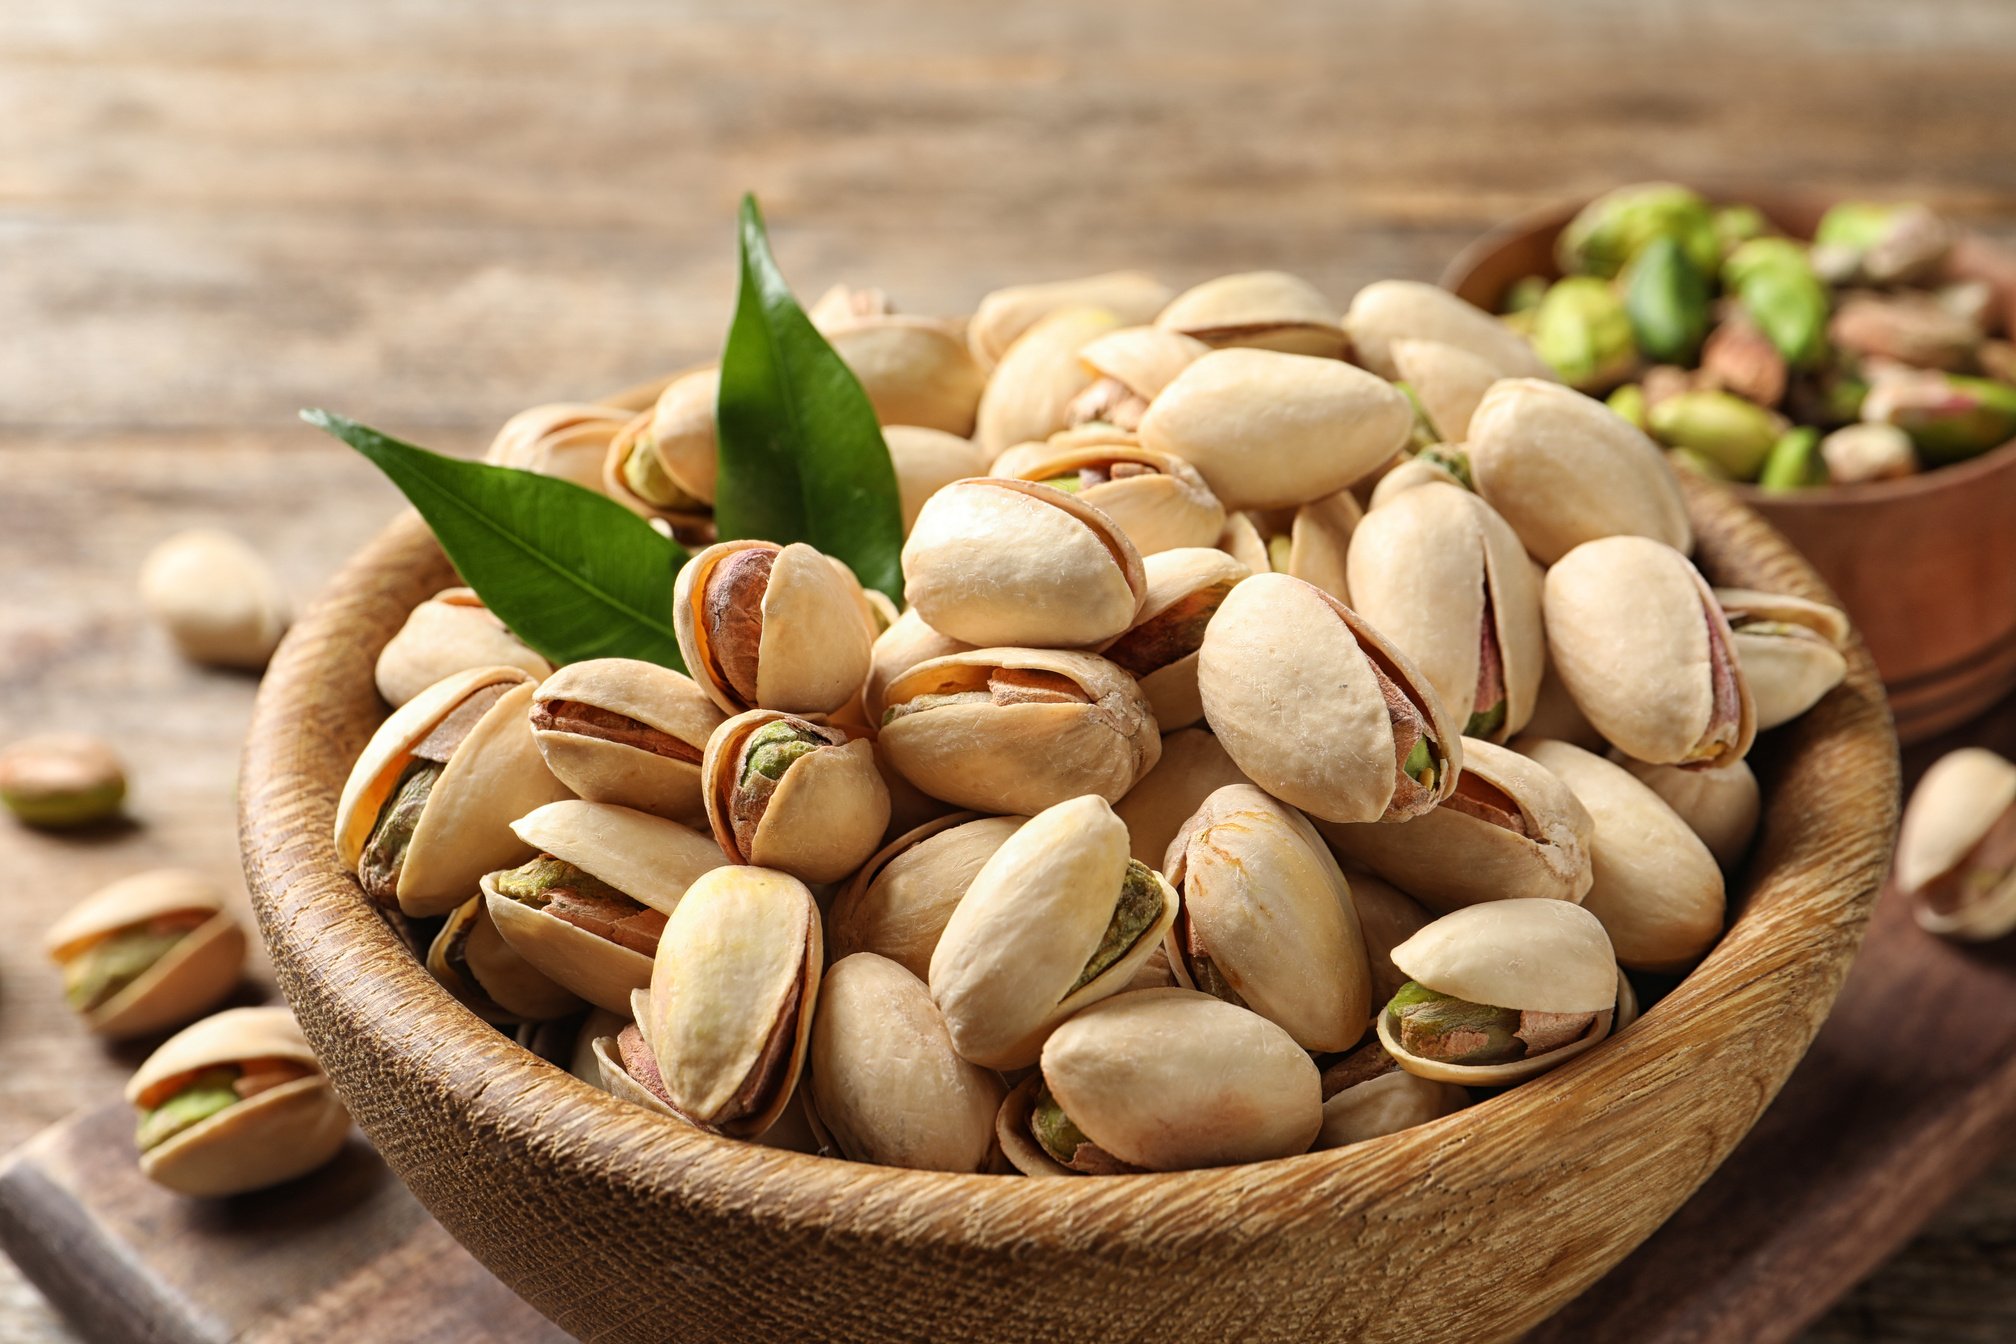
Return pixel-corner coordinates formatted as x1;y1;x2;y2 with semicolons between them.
304;410;689;671
714;194;906;605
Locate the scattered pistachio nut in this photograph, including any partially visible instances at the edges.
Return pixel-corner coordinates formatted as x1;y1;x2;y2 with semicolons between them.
863;607;974;726
138;529;290;669
485;403;631;494
1557;182;1720;280
673;539;875;716
1217;489;1360;604
375;588;552;709
824;314;989;438
427;894;584;1024
1344;280;1555;383
1715;588;1850;730
1391;338;1502;443
1155;271;1346;359
1894;748;2016;942
701;709;890;884
1617;756;1761;872
1340;870;1434;1005
968;271;1171;368
883;426;993;533
1070;325;1212;430
530;658;725;826
1111;726;1253;870
1000;442;1225;557
974;306;1124;457
45;870;247;1038
0;733;127;828
1314;1039;1468;1150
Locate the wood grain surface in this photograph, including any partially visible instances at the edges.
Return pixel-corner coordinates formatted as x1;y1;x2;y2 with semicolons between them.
3;0;2014;1340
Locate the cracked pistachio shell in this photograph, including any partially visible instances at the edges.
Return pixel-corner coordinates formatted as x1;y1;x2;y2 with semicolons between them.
1138;348;1411;511
995;1073;1077;1177
701;710;891;884
929;795;1179;1069
1619;756;1760;871
1715;588;1851;731
530;659;725;827
883;426;992;533
1163;785;1372;1052
903;479;1147;648
1218;489;1361;604
809;953;1006;1172
1367;454;1468;511
485;402;631;493
375;588;552;709
126;1007;349;1198
1340;871;1433;1005
976;306;1125;457
1113;727;1253;869
1096;547;1249;731
864;609;973;726
879;648;1161;815
1003;443;1225;557
334;667;572;918
1344;280;1554;382
825;316;989;438
44;870;246;1039
1155;271;1346;358
1346;484;1544;743
1896;748;2016;941
427;895;584;1024
139;529;290;669
673;539;875;716
1467;379;1693;564
1518;739;1725;971
600;409;712;536
1197;573;1462;824
829;813;1024;979
969;272;1172;368
1041;987;1322;1170
643;366;723;504
647;866;823;1136
1319;737;1594;914
1392;338;1503;443
1544;537;1757;769
1077;326;1211;402
597;998;826;1153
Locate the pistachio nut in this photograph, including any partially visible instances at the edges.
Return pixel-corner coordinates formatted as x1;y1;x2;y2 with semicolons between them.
1319;737;1594;914
975;306;1124;457
529;658;725;826
1162;785;1372;1052
603;403;713;537
1197;572;1461;824
138;529;290;669
426;894;584;1024
1391;338;1502;443
994;1073;1084;1177
806;282;893;329
1819;422;1917;484
829;813;1024;978
1217;488;1360;604
1343;280;1554;382
1647;390;1788;482
334;666;572;918
883;425;993;533
638;366;723;506
1699;314;1788;410
1378;898;1622;1086
1813;201;1955;287
1339;870;1433;1005
1713;202;1771;257
808;953;1006;1172
1518;738;1725;971
824;315;989;438
1829;291;1981;371
1465;379;1693;565
44;870;247;1039
902;478;1147;648
1759;426;1828;491
1365;453;1469;511
0;733;126;828
1154;271;1347;358
1723;238;1831;368
1618;756;1761;872
1313;1039;1467;1150
864;608;974;726
1345;482;1544;743
701;709;890;884
1138;348;1412;511
1557;182;1720;279
126;1007;349;1197
1895;748;2016;942
1622;235;1710;366
485;402;631;494
1532;276;1638;392
1715;588;1850;730
1861;370;2016;466
1096;547;1249;731
673;539;875;716
375;588;552;709
968;271;1172;368
596;994;825;1153
646;865;823;1136
1113;726;1252;869
1035;987;1322;1171
987;427;1137;481
1543;536;1756;769
1000;443;1225;557
566;1007;630;1087
1067;326;1212;430
929;795;1178;1069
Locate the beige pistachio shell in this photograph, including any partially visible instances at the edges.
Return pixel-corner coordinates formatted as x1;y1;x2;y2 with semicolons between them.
1220;489;1362;604
1163;785;1372;1052
1367;455;1468;511
1124;943;1179;992
1097;547;1249;731
826;316;988;437
1896;748;2016;940
1619;756;1761;871
483;885;652;1015
1716;588;1851;731
1343;280;1553;382
864;608;974;725
511;799;726;916
995;1073;1077;1177
1524;660;1608;751
1345;483;1544;743
1467;379;1693;564
673;540;875;716
929;795;1178;1070
1197;572;1462;824
485;403;630;493
976;306;1125;457
1545;536;1757;769
375;588;552;708
1041;987;1322;1170
529;659;723;826
879;648;1161;815
969;272;1171;368
1391;897;1618;1015
1113;727;1253;870
1155;271;1346;358
45;870;245;1039
644;367;722;504
1002;443;1225;558
829;813;1024;979
138;529;291;670
427;896;585;1023
1392;338;1503;442
596;1019;827;1154
593;1032;678;1119
1519;739;1725;971
1341;871;1433;1005
1076;326;1211;402
566;1008;628;1087
1138;348;1410;511
1315;1064;1467;1151
701;711;890;885
884;426;993;533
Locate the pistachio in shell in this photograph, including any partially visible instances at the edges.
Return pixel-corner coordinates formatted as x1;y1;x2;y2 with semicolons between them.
375;588;552;709
44;870;247;1039
828;813;1024;979
1112;726;1253;870
0;733;126;829
1095;547;1249;731
1714;588;1850;731
596;995;826;1154
883;426;993;533
1216;489;1360;605
1619;755;1761;872
975;306;1124;457
1066;326;1212;431
138;529;290;670
1895;747;2016;942
530;658;725;827
1391;338;1503;443
1313;1038;1467;1150
427;895;585;1025
636;366;722;507
968;272;1171;368
863;607;974;726
824;315;989;438
1343;280;1554;383
1001;443;1225;558
1155;271;1347;358
701;710;891;885
673;539;875;716
1340;870;1434;1005
485;402;631;494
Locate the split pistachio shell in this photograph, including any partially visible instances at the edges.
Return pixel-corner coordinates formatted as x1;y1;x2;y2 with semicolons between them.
883;426;993;533
1138;348;1412;511
1197;572;1462;824
995;1074;1078;1177
1715;588;1851;730
1619;756;1761;871
1392;338;1503;442
929;795;1179;1069
1519;739;1725;971
1319;737;1594;914
1367;455;1467;511
1218;489;1361;604
530;659;725;827
969;272;1172;368
1113;727;1253;869
485;403;630;493
825;316;988;438
1073;326;1211;416
427;895;584;1024
644;367;723;504
1155;271;1347;358
602;407;714;538
1466;379;1694;565
701;710;890;884
1163;785;1372;1052
1896;748;2016;942
1341;871;1433;1004
44;870;246;1039
864;609;974;727
1315;1044;1468;1150
1039;987;1322;1170
902;478;1147;648
1345;483;1544;743
375;588;552;709
1344;280;1554;382
1545;536;1757;769
1002;443;1225;557
975;306;1124;457
596;997;825;1154
1096;547;1249;730
829;813;1024;979
809;953;1006;1172
126;1007;349;1197
673;540;875;716
138;529;290;669
878;648;1160;815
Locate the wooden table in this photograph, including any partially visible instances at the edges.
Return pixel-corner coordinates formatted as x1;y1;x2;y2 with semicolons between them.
3;1;2013;1339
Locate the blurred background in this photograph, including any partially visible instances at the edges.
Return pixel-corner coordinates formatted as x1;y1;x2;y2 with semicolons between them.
3;2;2014;1340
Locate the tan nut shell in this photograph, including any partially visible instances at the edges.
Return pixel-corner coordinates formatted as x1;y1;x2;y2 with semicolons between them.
829;813;1025;979
1392;338;1503;442
673;540;875;716
427;895;585;1024
1345;483;1544;742
376;588;552;708
1544;536;1757;769
879;648;1161;815
929;795;1179;1069
969;272;1171;368
1343;871;1434;1005
1101;547;1250;731
1113;727;1253;870
826;317;988;438
1343;280;1554;382
1619;756;1761;871
138;529;290;669
995;1073;1078;1177
976;306;1125;457
511;799;726;916
530;659;725;827
1717;588;1851;731
1219;489;1362;605
1315;1068;1467;1151
1367;455;1468;511
643;367;722;504
1524;660;1608;751
1003;443;1225;558
864;608;974;725
45;869;246;1039
702;711;891;884
1138;348;1411;511
602;996;826;1154
884;426;993;533
1155;271;1346;358
1077;326;1211;401
486;402;630;493
1196;572;1463;824
1896;747;2016;940
1040;987;1322;1170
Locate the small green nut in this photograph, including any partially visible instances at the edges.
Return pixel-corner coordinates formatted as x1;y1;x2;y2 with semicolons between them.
1813;201;1898;254
1622;235;1710;365
1758;426;1827;491
1647;390;1787;480
620;435;705;512
1557;183;1720;279
1501;275;1550;315
1864;373;2016;466
1533;277;1638;392
1385;981;1523;1067
1713;203;1771;258
1606;383;1649;430
1666;447;1733;481
1723;239;1831;368
1394;381;1440;450
1072;860;1165;993
0;734;127;829
1813;201;1952;285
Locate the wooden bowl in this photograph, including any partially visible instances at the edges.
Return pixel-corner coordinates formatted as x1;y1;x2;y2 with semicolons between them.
240;481;1898;1344
1443;194;2016;744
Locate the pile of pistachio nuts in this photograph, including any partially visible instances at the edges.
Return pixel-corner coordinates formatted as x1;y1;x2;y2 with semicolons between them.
339;267;1856;1175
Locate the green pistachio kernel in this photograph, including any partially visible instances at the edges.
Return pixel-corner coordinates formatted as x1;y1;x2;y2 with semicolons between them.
740;720;824;785
1419;446;1475;492
1501;275;1549;316
1759;427;1827;491
135;1067;242;1152
1622;235;1710;366
1403;737;1435;787
1385;982;1524;1067
357;760;442;905
62;926;191;1012
490;855;628;910
1464;701;1507;741
1039;473;1086;494
1723;238;1831;368
1028;1085;1092;1168
1533;277;1638;392
1265;534;1294;574
1558;183;1720;279
1606;383;1649;430
1070;860;1163;993
621;437;704;511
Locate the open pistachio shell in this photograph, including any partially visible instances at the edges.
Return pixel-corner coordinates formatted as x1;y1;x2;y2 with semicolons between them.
1218;489;1361;605
829;813;1024;979
1000;443;1225;558
1367;454;1468;511
530;658;724;827
976;306;1125;457
1715;587;1851;731
929;795;1179;1069
1339;871;1433;1005
427;895;585;1024
995;1074;1079;1177
1113;727;1253;870
864;608;974;725
1197;572;1462;824
1314;1041;1468;1150
485;402;631;493
1344;280;1554;382
1155;271;1346;359
825;316;988;437
969;272;1171;368
44;869;246;1039
884;426;993;533
701;710;891;884
1545;536;1756;770
642;367;723;505
1095;547;1249;731
1518;739;1725;971
1076;326;1211;407
600;409;714;543
1138;348;1411;511
879;647;1161;815
375;588;552;709
599;998;826;1153
1896;748;2016;942
673;540;875;716
1619;756;1761;871
1391;338;1503;443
